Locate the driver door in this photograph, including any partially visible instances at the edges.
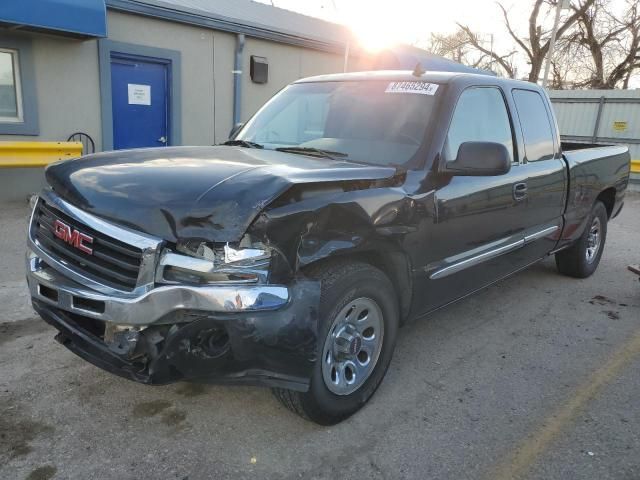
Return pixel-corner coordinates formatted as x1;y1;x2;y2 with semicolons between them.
421;86;531;311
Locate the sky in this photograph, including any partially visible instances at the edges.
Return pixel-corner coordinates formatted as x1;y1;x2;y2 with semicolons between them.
256;0;551;51
255;0;639;87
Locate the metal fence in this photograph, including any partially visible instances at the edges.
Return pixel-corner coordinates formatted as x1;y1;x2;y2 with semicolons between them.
549;90;640;166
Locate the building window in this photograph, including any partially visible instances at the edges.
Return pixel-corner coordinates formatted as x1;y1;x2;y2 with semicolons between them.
0;34;38;135
0;48;23;123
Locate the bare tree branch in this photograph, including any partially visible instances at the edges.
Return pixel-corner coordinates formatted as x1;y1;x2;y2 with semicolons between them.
568;0;640;88
423;0;638;89
497;3;533;61
456;24;517;77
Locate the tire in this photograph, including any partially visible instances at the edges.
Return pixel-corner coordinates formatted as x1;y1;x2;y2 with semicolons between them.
273;260;399;425
555;201;608;278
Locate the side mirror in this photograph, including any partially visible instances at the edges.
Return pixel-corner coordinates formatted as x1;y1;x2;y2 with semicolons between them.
228;122;245;140
444;141;511;176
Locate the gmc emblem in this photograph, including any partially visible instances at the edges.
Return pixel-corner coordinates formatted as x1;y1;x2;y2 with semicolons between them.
53;219;94;255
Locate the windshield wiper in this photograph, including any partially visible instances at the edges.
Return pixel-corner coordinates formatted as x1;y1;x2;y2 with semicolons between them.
220;139;264;149
275;147;348;160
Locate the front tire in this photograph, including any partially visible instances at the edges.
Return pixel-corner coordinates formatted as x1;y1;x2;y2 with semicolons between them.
273;261;399;425
555;201;608;278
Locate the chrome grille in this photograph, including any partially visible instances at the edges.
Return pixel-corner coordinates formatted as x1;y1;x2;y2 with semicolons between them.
32;199;143;291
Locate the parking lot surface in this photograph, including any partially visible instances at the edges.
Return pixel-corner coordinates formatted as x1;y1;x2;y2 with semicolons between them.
1;193;639;480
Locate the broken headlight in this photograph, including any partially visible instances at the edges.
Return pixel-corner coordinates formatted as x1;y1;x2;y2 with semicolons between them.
156;238;271;285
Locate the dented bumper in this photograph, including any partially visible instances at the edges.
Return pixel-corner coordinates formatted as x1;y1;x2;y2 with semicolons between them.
27;253;291;324
27;254;320;391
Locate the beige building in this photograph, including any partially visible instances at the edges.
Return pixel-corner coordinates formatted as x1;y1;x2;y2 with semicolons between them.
0;0;371;199
0;0;370;151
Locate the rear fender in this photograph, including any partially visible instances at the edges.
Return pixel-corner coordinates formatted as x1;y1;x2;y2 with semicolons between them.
559;147;629;247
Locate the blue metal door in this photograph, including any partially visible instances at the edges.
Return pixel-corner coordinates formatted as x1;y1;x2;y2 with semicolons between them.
111;56;169;149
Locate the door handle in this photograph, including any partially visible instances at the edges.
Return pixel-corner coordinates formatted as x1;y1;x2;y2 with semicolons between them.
158;136;167;144
513;182;528;201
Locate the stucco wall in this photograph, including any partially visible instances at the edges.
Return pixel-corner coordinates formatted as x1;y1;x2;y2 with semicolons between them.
212;30;236;144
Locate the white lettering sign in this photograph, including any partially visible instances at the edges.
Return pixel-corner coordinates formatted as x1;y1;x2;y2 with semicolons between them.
128;84;151;105
385;81;439;95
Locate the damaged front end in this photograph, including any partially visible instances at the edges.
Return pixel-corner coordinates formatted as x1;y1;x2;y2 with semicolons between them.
27;145;412;392
31;279;319;391
27;189;321;391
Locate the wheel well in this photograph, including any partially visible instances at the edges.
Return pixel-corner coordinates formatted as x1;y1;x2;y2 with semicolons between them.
301;250;412;324
596;187;616;218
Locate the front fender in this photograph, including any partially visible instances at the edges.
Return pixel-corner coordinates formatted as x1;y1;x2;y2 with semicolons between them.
249;185;417;320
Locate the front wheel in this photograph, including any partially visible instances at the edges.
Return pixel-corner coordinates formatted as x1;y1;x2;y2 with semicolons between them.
273;261;399;425
556;201;608;278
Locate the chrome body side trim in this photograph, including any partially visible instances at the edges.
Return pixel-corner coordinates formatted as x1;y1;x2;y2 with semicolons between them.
27;253;290;325
429;224;560;280
524;225;559;244
429;239;524;280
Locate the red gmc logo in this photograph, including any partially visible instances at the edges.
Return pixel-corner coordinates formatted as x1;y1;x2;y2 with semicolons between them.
53;219;94;255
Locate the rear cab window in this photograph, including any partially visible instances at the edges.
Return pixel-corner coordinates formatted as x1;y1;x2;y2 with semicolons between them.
444;87;515;163
512;89;556;162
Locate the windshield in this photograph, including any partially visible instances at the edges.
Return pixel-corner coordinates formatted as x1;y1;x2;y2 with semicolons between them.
236;80;440;167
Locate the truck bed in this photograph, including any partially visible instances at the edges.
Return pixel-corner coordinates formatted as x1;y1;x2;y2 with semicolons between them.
561;141;610;151
559;144;630;248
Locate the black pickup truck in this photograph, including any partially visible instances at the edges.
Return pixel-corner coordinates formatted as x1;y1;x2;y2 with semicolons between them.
27;71;630;424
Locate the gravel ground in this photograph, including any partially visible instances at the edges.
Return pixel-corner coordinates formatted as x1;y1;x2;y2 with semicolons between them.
1;193;639;480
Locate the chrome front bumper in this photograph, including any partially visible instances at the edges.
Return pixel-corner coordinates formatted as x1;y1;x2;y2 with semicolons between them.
27;252;290;326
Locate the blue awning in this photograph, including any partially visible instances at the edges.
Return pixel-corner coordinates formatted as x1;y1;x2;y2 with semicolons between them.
0;0;107;38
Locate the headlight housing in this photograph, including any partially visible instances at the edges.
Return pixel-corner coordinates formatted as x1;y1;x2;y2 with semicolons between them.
156;237;271;285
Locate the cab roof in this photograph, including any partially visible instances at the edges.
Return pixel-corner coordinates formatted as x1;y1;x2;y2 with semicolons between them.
295;70;541;91
295;70;462;84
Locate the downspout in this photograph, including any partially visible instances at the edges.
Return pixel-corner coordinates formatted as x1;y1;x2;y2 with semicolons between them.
232;33;245;129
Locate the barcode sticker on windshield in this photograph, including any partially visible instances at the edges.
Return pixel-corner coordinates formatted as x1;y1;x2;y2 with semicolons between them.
385;81;439;95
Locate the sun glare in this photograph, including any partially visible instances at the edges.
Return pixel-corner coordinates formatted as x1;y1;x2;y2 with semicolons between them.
341;1;413;51
351;24;398;52
349;18;399;51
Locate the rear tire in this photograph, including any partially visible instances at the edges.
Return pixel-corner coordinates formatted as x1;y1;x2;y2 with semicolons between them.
555;201;608;278
273;260;399;425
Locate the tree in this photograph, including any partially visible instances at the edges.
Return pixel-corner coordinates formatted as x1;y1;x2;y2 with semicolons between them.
570;0;640;88
427;31;472;64
425;31;510;74
458;0;597;83
425;0;639;88
547;29;596;88
454;26;518;77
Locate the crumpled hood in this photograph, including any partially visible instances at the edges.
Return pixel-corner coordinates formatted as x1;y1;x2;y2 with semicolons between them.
45;146;396;243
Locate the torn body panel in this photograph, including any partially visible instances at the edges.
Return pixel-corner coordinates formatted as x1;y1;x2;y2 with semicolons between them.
32;278;321;391
249;182;425;321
